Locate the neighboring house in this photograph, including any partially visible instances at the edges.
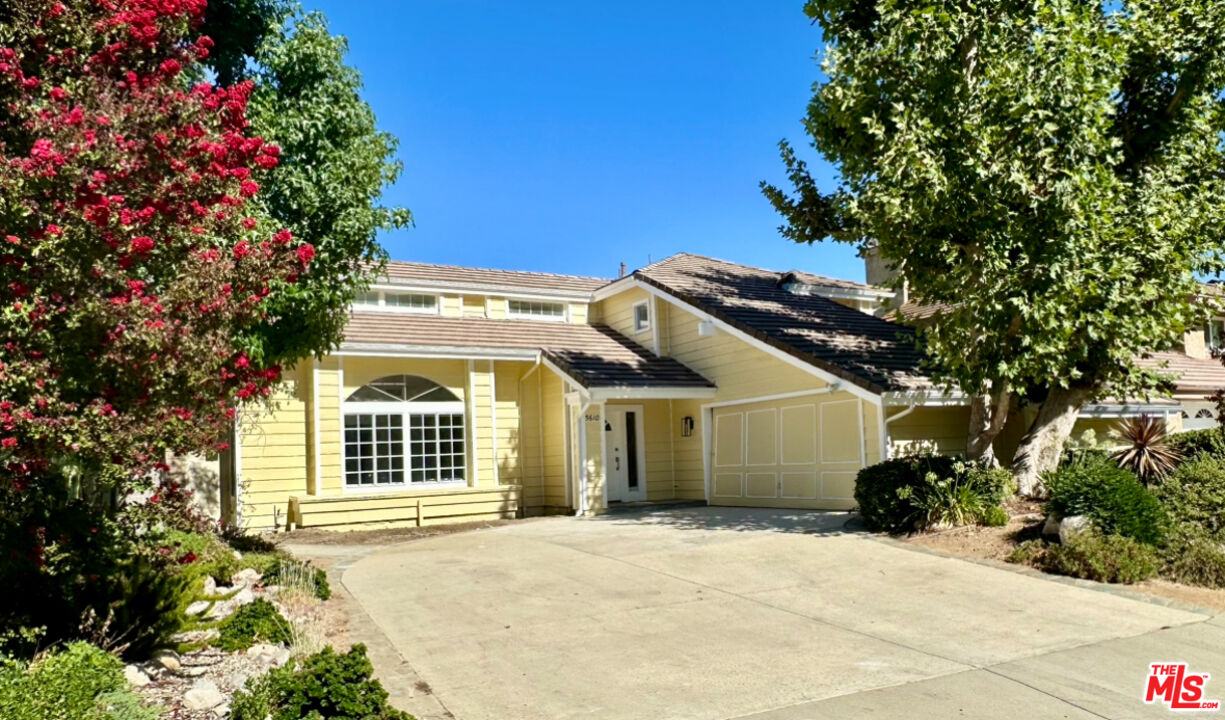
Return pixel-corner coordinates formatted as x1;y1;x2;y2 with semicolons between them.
220;253;1186;531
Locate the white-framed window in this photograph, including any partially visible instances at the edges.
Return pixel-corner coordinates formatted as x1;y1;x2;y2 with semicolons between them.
351;290;439;314
507;299;566;320
342;375;466;489
1207;318;1225;352
632;300;650;333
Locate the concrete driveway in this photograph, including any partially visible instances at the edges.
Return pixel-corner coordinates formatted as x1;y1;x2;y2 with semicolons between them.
338;508;1224;720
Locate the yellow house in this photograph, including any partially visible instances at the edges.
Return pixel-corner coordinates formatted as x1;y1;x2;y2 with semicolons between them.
222;253;1187;531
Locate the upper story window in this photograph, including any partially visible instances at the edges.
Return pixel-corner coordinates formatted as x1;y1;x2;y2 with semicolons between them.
1207;319;1225;352
633;300;650;333
352;290;439;314
508;299;566;320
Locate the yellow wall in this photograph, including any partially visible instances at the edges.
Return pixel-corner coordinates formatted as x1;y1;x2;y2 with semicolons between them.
887;406;970;456
238;365;309;530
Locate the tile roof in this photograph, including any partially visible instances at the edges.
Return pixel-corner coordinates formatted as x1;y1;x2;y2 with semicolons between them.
1136;351;1225;395
342;312;713;390
635;253;932;393
376;260;610;295
782;268;890;294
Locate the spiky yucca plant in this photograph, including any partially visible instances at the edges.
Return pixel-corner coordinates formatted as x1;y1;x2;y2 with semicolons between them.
1112;415;1182;484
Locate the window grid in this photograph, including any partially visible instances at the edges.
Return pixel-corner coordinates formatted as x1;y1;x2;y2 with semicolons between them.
355;291;381;307
508;299;565;318
384;292;438;311
343;414;404;486
344;412;465;488
633;301;650;332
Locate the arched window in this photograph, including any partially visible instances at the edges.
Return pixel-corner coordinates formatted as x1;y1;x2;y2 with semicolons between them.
342;375;465;488
1197;409;1215;419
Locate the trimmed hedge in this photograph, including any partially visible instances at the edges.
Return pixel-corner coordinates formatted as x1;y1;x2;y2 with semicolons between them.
1044;454;1167;545
1169;428;1225;461
1009;532;1159;584
1151;455;1225;538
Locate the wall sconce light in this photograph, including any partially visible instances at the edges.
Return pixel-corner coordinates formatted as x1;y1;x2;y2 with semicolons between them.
681;416;694;437
604;420;612;432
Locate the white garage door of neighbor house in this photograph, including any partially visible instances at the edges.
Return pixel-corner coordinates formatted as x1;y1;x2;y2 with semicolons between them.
711;397;864;510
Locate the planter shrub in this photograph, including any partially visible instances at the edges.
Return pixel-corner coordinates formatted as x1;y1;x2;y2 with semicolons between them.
1169;428;1225;461
1010;532;1159;584
216;599;292;652
1160;526;1225;589
231;644;412;720
1151;455;1225;538
855;455;1012;532
0;642;157;720
1044;454;1167;545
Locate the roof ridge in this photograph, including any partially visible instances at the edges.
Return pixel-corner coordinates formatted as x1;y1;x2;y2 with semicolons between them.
383;258;610;283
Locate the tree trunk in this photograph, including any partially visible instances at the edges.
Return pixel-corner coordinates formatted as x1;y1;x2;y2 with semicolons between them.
966;384;1011;467
1011;385;1091;496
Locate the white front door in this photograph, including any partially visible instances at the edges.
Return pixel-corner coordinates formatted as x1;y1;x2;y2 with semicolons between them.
605;405;647;503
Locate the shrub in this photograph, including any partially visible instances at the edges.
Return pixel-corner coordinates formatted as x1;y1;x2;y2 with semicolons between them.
1044;454;1167;545
121;481;215;536
217;599;292;652
1009;533;1159;584
156;530;241;590
0;642;157;720
855;455;1013;532
1169;428;1225;461
231;644;413;720
1112;415;1181;483
980;505;1010;527
1151;455;1225;539
265;559;331;601
1160;526;1225;589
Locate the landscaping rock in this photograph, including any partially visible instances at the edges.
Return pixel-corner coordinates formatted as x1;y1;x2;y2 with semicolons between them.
124;664;150;688
246;642;291;668
213;704;231;718
1042;514;1061;537
183;679;225;711
186;600;211;616
203;575;217;595
232;586;256;606
149;649;181;673
1059;515;1092;544
231;568;260;586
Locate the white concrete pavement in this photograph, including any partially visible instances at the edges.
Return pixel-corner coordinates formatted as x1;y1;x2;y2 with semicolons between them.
332;507;1223;720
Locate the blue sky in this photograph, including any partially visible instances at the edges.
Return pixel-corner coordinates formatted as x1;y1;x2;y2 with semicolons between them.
302;1;863;281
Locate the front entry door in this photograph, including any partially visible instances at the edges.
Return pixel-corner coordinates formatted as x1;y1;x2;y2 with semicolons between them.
605;406;646;503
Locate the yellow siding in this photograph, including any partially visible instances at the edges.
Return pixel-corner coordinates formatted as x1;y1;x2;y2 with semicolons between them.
492;361;525;485
671;398;705;499
887;406;969;456
569;302;588;324
317;357;342;495
239;365;309;530
665;302;828;403
596;287;653;352
441;294;462;317
292;486;520;530
540;371;568;510
461;295;486;318
487;296;507;319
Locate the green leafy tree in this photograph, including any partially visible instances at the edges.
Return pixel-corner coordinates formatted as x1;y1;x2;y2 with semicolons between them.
202;2;411;365
763;0;1225;494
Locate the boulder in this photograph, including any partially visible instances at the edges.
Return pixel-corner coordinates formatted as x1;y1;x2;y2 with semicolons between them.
213;704;231;718
231;586;256;606
185;600;211;617
148;649;180;673
231;568;260;586
202;575;217;596
123;664;150;688
1059;515;1092;544
246;642;291;668
183;679;225;711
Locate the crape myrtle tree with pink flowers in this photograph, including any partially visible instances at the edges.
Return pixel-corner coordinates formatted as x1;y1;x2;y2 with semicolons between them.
0;0;403;650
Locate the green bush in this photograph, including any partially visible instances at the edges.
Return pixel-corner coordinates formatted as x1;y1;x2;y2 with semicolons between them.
1009;532;1159;584
1151;455;1225;539
1160;526;1225;589
216;599;292;652
980;505;1010;527
1044;454;1167;545
855;455;1013;532
0;642;157;720
1169;427;1225;461
264;559;331;601
157;530;240;589
231;644;413;720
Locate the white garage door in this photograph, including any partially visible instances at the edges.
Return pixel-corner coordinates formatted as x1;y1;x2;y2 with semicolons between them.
710;396;865;510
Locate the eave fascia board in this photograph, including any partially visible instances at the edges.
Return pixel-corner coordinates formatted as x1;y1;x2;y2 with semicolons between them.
588;386;717;401
626;277;883;404
590;275;639;302
881;390;969;407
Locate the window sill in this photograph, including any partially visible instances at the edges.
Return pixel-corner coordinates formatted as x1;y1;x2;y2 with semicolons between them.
342;481;469;495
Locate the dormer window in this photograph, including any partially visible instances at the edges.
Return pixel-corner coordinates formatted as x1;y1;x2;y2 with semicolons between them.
352;290;439;314
633;301;650;333
508;299;566;320
1208;319;1225;352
